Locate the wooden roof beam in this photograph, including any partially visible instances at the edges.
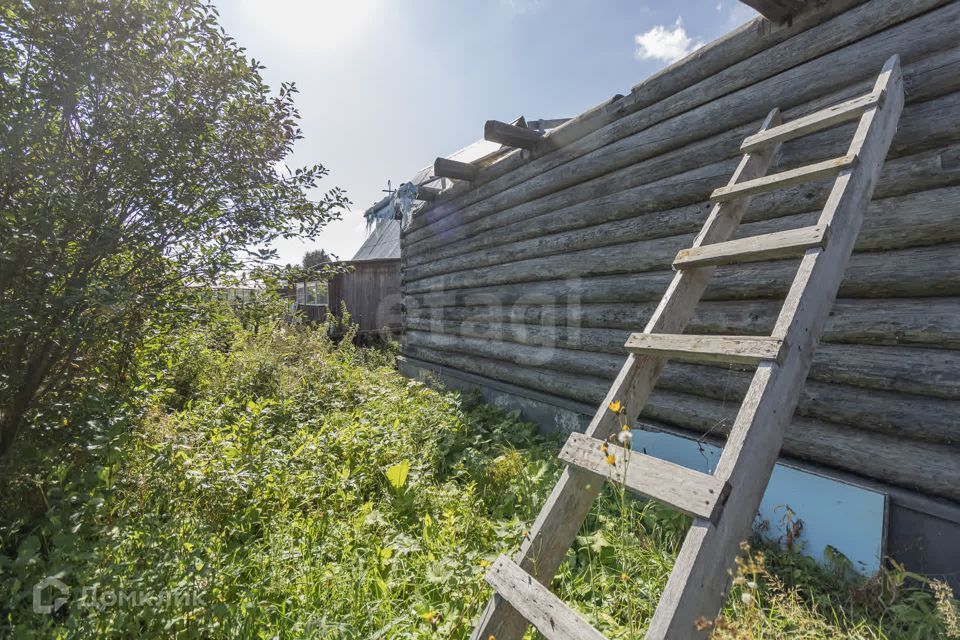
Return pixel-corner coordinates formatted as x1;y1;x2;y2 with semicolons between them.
433;157;479;182
484;119;543;149
415;185;440;202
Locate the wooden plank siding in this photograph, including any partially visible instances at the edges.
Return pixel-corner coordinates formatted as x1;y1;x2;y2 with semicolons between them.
399;0;960;504
329;260;402;335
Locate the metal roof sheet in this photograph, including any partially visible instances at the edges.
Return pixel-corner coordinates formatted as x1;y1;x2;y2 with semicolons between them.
350;219;401;261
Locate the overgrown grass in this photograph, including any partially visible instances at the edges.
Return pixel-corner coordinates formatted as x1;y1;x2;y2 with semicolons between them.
1;321;957;638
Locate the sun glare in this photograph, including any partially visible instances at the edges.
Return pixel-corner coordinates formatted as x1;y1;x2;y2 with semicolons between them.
241;0;379;54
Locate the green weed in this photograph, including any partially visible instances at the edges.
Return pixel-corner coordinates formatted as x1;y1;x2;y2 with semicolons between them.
0;323;955;639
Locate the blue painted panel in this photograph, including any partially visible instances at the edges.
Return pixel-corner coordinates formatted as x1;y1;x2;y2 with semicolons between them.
631;428;886;574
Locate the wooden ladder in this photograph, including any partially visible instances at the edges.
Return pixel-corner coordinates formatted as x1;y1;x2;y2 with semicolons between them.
470;55;904;640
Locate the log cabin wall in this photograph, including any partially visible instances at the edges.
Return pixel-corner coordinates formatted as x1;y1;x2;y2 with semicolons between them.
399;0;960;572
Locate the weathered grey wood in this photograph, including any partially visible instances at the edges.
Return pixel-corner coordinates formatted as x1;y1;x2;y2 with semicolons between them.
404;229;689;294
404;121;960;274
406;242;960;313
637;389;960;500
646;54;904;640
654;362;960;444
404;341;611;403
485;120;543;149
404;296;960;349
623;334;785;365
484;556;608;640
560;432;730;522
741;90;883;152
711;154;856;202
404;326;960;403
470;108;784;640
328;261;402;334
526;117;572;131
409;0;942;242
415;185;440;201
433;157;478;182
407;2;955;246
403;158;960;292
405;84;960;271
401;344;960;498
674;224;828;269
402;44;960;263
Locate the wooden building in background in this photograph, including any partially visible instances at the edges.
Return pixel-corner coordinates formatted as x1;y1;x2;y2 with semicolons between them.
327;219;402;336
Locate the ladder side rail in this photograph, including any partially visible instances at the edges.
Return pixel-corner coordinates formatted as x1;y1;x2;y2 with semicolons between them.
469;108;785;640
645;54;904;640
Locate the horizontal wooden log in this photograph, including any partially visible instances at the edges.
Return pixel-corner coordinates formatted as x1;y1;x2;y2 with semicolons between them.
404;243;960;309
654;362;960;445
433;157;478;182
404;297;960;349
403;168;960;294
403;342;609;402
401;338;960;445
405;0;945;241
403;329;960;401
405;4;959;245
485;120;542;149
560;432;730;522
403;84;960;273
638;389;960;501
406;329;620;378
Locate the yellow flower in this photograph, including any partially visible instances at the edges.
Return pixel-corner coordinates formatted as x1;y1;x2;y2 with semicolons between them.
608;400;622;414
605;454;616;465
621;423;630;431
620;572;629;582
600;443;608;454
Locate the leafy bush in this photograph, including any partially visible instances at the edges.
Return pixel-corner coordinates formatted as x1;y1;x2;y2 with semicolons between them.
0;0;346;457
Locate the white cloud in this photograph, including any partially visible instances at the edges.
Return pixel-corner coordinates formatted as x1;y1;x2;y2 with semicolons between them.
635;18;704;64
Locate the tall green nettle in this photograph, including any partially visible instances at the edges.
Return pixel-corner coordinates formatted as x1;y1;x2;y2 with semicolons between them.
0;0;346;456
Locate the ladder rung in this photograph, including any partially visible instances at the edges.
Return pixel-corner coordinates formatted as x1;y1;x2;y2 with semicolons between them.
741;89;885;153
624;333;786;365
673;224;829;269
711;154;857;202
485;555;608;640
559;432;730;522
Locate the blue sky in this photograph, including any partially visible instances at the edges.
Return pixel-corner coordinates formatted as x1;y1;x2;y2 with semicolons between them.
214;0;757;265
